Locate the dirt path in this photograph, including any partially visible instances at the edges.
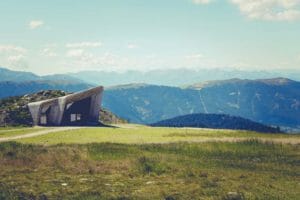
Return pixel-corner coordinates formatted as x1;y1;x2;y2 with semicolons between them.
0;127;81;142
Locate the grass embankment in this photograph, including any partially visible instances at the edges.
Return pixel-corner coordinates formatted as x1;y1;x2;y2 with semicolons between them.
17;126;300;145
0;140;299;199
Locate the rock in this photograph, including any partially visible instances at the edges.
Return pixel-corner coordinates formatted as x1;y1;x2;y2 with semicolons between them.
199;172;208;178
224;192;244;200
39;194;48;200
165;196;176;200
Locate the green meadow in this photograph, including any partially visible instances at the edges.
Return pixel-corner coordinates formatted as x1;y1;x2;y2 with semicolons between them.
0;126;299;199
16;126;300;145
0;127;45;139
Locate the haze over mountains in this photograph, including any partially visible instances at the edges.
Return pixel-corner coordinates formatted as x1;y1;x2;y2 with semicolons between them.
0;81;92;99
0;67;299;130
68;69;300;86
1;67;300;86
0;67;86;83
0;67;92;98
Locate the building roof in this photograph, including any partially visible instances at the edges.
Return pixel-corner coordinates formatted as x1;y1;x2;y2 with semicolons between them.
28;86;104;107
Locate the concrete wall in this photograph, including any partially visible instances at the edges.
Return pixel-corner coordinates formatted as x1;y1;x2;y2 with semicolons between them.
28;86;104;126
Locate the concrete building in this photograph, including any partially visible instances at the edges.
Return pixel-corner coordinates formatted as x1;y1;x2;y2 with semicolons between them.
28;86;104;126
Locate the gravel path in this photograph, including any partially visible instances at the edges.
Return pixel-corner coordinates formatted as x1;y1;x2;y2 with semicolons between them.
0;127;81;142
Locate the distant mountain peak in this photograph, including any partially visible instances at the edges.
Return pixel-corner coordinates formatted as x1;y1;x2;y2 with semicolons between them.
0;67;92;86
257;77;294;85
106;83;150;90
183;78;243;90
185;77;297;90
0;67;39;82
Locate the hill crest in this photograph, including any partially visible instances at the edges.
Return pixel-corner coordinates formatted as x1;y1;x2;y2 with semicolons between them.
151;113;281;133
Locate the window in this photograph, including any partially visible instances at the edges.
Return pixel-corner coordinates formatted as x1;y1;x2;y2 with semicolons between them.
40;115;47;125
70;114;76;122
70;114;81;122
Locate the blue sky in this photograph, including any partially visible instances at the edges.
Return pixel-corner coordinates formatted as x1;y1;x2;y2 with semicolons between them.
0;0;300;75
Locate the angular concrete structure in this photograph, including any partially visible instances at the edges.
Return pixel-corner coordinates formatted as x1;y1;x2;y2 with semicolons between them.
28;86;104;126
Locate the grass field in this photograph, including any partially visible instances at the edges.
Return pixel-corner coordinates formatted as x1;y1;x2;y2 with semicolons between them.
16;125;300;145
0;127;45;138
0;126;299;199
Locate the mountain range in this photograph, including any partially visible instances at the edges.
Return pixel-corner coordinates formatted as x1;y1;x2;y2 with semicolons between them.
0;67;84;83
0;81;92;99
102;79;300;129
0;67;299;130
66;68;300;86
0;67;92;98
2;67;300;86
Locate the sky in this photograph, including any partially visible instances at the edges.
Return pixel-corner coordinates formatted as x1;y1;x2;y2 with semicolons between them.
0;0;300;75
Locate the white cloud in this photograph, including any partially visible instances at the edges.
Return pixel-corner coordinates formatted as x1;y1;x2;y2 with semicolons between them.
185;53;204;60
29;20;44;29
7;54;25;63
0;45;27;53
41;48;57;57
6;54;28;69
192;0;213;4
65;48;137;71
127;43;139;49
44;43;58;48
65;43;103;66
66;49;97;64
66;42;102;48
230;0;300;21
66;49;85;57
66;49;115;65
0;44;28;69
182;53;209;69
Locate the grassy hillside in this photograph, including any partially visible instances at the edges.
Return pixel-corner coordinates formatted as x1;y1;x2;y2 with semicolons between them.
0;127;45;138
1;126;299;199
0;139;299;199
13;126;300;145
